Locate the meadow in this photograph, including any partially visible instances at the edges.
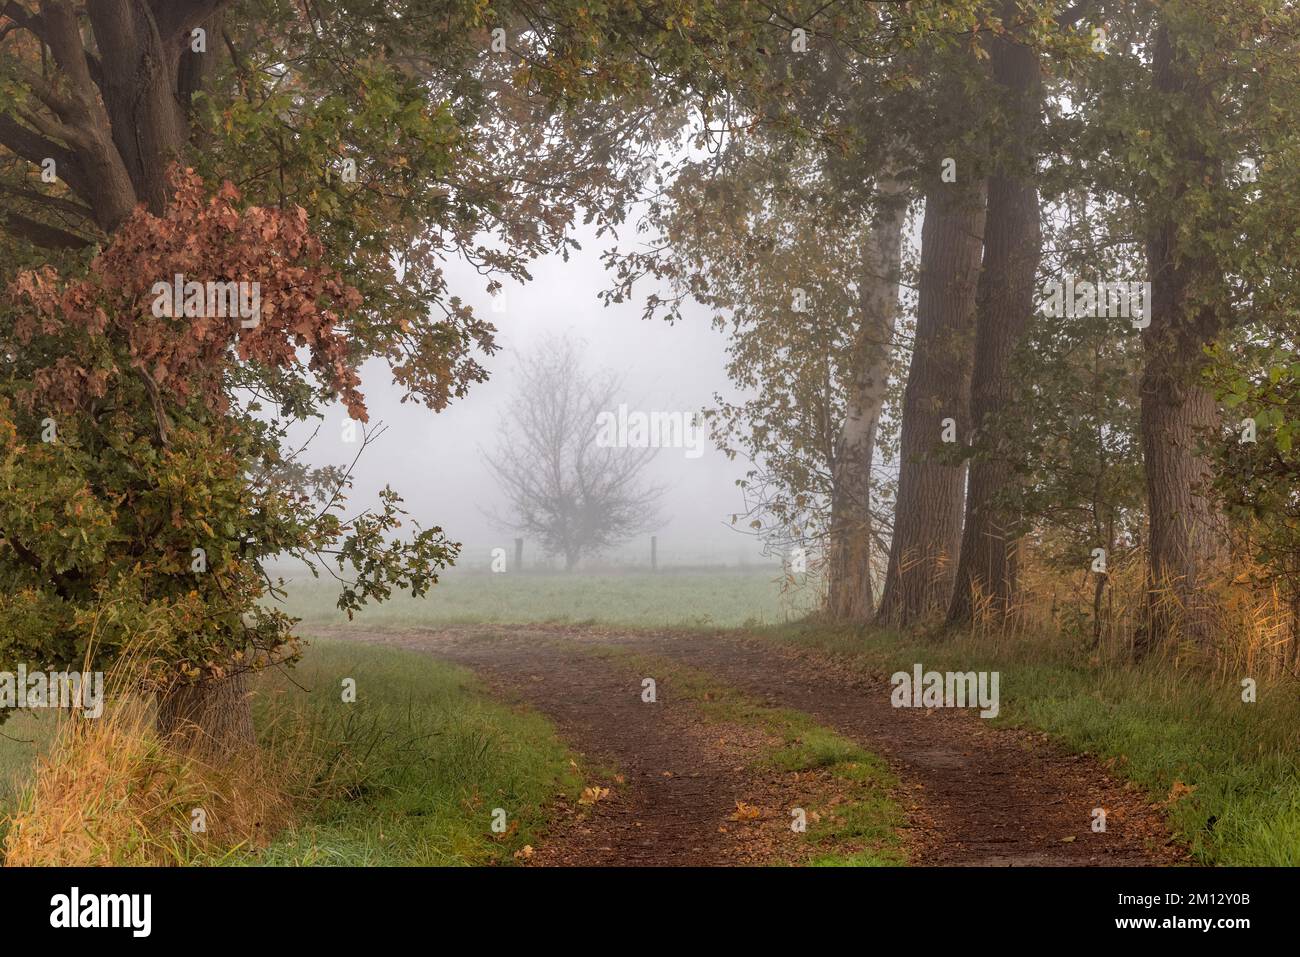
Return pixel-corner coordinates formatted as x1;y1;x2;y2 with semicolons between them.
2;566;806;861
270;565;818;630
270;563;1300;866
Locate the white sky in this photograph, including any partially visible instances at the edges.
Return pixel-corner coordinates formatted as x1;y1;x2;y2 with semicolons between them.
300;221;771;570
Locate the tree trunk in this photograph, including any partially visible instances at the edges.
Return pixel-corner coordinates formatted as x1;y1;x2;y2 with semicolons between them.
1137;22;1228;654
0;2;233;234
947;10;1042;626
826;171;908;621
876;178;986;628
2;2;252;752
1139;367;1225;651
157;671;255;760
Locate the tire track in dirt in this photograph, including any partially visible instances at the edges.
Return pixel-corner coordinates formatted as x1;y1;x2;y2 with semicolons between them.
316;624;1186;867
612;629;1186;866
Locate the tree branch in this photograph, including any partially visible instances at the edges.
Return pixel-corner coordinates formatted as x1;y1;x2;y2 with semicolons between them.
2;208;91;247
38;1;98;92
17;103;83;150
0;113;75;169
151;0;233;45
14;63;77;119
0;1;45;43
0;113;95;198
0;179;94;219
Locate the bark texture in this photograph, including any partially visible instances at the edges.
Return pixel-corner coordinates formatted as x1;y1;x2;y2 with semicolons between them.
947;10;1042;625
0;1;231;237
157;672;256;759
876;178;986;628
826;171;908;621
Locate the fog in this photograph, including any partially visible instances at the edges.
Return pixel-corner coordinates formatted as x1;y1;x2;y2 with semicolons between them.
296;221;772;571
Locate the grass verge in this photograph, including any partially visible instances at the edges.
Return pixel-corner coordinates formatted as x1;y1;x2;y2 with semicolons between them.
0;712;55;852
1;639;583;866
246;639;583;866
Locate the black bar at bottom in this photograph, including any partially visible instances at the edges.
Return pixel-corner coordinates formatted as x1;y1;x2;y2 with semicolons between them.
0;865;1277;943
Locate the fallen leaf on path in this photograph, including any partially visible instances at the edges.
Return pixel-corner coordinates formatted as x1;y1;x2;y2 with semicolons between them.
1165;780;1197;805
731;801;762;821
579;786;610;805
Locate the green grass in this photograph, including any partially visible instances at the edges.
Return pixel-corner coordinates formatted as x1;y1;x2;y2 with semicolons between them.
271;567;818;630
757;622;1300;867
568;642;907;866
0;711;55;846
242;639;584;865
1;641;583;866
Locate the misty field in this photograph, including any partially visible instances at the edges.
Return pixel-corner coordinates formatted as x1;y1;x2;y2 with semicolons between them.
271;566;820;630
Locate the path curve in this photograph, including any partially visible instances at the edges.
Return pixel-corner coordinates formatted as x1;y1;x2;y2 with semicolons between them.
315;624;1186;867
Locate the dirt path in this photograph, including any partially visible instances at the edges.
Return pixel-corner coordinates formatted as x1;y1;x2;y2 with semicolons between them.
315;624;1185;867
336;625;812;865
612;630;1185;866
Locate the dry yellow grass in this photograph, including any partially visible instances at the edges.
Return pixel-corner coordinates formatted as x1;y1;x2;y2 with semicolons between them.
992;544;1300;680
2;693;298;865
0;665;348;867
0;611;356;866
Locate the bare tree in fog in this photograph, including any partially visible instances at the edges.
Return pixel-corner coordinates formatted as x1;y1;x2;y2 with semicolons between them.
484;337;664;570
